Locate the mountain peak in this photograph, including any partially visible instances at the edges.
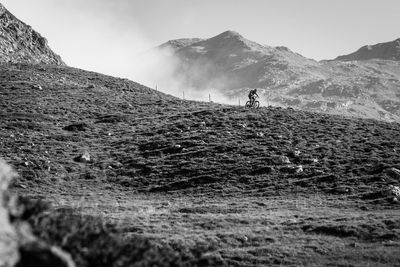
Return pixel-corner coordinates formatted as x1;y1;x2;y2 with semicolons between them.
218;30;243;38
0;3;64;65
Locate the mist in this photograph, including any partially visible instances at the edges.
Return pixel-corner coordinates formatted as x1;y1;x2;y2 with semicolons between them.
130;45;242;105
0;0;286;106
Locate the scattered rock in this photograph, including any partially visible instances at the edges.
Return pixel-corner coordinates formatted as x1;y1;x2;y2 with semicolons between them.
331;186;352;194
74;152;92;163
300;158;319;164
296;165;303;173
31;84;42;90
16;184;27;189
385;168;400;180
273;155;291;165
387;185;400;202
288;150;301;158
280;165;302;174
362;185;400;203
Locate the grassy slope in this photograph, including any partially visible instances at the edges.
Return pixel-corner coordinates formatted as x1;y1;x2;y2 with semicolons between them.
1;63;400;266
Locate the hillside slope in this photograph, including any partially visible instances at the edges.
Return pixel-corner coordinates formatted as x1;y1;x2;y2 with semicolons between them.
155;31;400;122
1;62;399;197
1;62;400;266
0;3;64;65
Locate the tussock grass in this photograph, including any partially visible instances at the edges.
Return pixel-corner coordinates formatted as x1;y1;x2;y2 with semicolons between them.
25;200;226;267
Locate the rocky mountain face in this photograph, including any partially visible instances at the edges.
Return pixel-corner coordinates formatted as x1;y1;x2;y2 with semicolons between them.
159;38;204;50
335;38;400;61
0;3;64;65
157;31;400;122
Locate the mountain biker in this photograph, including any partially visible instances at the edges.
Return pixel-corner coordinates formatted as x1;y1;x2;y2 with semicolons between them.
248;89;259;105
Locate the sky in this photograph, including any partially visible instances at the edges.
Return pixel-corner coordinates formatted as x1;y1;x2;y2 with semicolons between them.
2;0;400;81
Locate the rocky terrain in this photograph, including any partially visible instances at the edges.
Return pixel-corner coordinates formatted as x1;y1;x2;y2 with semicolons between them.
0;3;64;65
154;31;400;122
0;3;400;266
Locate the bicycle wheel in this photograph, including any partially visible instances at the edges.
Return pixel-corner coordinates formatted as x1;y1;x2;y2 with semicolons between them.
245;101;251;108
253;101;260;109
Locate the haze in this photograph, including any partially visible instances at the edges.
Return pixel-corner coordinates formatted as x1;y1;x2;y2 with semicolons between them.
2;0;400;94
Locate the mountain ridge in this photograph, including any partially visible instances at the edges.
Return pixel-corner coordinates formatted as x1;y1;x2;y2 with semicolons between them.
335;38;400;61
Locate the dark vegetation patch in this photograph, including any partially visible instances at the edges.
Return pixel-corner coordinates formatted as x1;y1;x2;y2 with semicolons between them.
149;175;220;192
23;199;226;267
63;123;89;132
95;114;130;124
177;205;243;214
302;220;400;241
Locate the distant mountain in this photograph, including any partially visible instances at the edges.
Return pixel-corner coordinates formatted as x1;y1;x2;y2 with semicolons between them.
335;38;400;61
159;30;319;91
0;3;64;65
153;31;400;122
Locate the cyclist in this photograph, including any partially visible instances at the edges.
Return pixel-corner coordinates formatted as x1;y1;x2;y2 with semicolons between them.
248;89;259;105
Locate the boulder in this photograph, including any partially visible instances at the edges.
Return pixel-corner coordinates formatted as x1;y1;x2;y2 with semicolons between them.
0;159;75;267
74;152;92;163
273;155;291;165
0;159;19;267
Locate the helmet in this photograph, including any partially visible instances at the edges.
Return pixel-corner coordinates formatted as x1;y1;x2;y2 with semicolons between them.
254;88;257;92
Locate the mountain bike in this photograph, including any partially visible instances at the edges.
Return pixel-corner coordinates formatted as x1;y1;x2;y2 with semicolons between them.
245;96;260;109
